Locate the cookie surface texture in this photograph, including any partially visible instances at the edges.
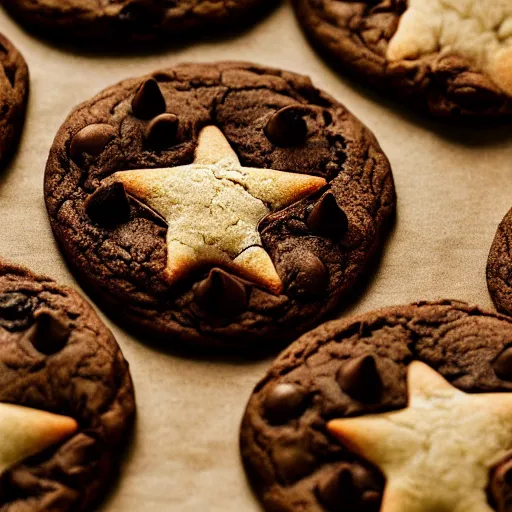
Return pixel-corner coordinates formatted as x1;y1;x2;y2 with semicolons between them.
488;207;512;316
44;62;395;350
240;300;512;512
1;0;274;42
0;33;28;167
0;260;135;511
292;0;512;117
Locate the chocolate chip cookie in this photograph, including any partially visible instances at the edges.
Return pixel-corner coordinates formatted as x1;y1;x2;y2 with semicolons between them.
240;300;512;512
292;0;512;117
44;62;395;351
488;207;512;316
1;0;273;43
0;259;135;511
0;34;28;167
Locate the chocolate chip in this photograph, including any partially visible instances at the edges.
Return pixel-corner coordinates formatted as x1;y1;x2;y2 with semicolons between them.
26;311;70;355
307;193;348;240
264;383;306;425
264;105;308;147
273;441;316;484
194;269;248;317
493;347;512;381
285;250;328;298
316;466;356;509
316;464;382;511
131;79;166;120
144;113;179;150
337;355;383;403
85;182;131;228
70;124;117;163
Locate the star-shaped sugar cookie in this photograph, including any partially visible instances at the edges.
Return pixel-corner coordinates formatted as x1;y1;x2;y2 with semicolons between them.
387;0;512;96
328;361;512;512
113;126;327;294
0;402;77;474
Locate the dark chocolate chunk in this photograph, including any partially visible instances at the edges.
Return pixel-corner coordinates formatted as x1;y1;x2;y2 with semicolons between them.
144;113;179;150
307;193;348;240
26;310;70;355
337;355;383;403
85;182;131;228
493;347;512;381
264;383;306;425
194;268;248;317
285;250;328;298
264;105;308;147
70;124;117;163
131;79;166;120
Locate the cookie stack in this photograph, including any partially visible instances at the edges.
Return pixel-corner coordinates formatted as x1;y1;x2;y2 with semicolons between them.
0;0;511;510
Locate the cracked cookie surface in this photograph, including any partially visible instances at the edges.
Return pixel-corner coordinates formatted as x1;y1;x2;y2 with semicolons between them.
1;0;274;42
488;208;512;316
0;259;135;511
292;0;512;117
44;61;395;351
0;34;28;168
240;300;512;511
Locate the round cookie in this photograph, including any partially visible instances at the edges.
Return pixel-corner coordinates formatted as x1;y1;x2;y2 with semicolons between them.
0;33;28;167
241;300;512;512
1;0;273;43
292;0;512;118
487;207;512;316
0;259;135;511
44;61;395;351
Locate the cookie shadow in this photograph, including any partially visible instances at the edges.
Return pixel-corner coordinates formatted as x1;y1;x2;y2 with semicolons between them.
103;305;288;365
0;2;280;59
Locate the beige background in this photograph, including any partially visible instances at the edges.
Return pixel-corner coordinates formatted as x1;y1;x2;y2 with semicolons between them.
0;3;512;510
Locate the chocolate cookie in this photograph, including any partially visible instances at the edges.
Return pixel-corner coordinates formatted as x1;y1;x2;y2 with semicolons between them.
292;0;512;118
1;0;273;43
240;300;512;511
488;207;512;316
44;62;395;350
0;34;28;167
0;259;135;511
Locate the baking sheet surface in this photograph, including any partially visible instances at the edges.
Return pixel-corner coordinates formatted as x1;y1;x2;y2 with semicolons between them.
0;4;511;510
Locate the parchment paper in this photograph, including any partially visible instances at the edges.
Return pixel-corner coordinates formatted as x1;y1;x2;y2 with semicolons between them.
0;4;511;510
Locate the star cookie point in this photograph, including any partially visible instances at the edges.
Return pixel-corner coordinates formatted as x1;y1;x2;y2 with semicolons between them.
0;402;77;475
